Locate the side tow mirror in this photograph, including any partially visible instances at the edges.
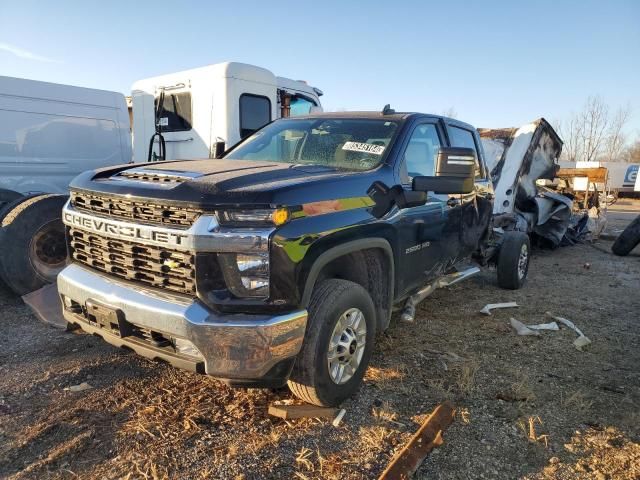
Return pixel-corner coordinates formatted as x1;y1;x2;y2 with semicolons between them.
413;147;476;194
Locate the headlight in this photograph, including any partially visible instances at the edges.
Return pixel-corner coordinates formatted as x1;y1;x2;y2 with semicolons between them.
218;253;270;298
217;208;290;226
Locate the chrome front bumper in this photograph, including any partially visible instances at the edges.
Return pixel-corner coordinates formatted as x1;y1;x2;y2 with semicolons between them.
57;264;307;380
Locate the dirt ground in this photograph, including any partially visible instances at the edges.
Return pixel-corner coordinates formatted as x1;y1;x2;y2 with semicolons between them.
1;204;639;480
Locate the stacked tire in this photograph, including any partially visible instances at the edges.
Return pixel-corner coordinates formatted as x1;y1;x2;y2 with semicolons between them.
611;215;640;256
0;194;68;295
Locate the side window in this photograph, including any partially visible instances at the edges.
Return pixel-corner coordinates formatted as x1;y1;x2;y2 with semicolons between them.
155;92;192;132
402;123;441;179
239;94;271;139
448;126;483;178
290;96;316;116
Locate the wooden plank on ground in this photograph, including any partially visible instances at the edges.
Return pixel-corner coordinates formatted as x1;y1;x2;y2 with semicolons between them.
378;401;455;480
268;404;337;420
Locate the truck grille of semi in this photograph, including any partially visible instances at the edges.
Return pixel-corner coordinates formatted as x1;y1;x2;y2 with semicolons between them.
68;227;196;295
70;191;200;229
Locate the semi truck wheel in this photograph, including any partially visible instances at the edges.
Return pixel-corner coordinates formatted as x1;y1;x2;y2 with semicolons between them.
0;194;68;295
288;279;376;407
611;214;640;256
497;231;530;290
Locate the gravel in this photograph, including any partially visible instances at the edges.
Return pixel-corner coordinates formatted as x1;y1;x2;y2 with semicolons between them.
0;213;638;479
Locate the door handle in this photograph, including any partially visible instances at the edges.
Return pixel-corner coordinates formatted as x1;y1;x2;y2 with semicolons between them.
447;197;460;207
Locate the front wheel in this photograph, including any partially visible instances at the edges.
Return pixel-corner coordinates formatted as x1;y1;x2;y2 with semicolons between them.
497;231;531;290
288;279;376;407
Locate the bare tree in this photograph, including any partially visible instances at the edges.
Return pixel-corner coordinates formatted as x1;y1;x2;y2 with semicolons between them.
558;96;633;164
557;115;583;163
603;104;632;162
624;137;640;163
579;96;609;163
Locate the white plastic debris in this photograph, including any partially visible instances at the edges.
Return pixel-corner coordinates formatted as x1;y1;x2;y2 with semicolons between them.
480;302;519;315
527;322;560;331
546;312;591;351
510;318;540;336
332;408;346;427
64;382;93;392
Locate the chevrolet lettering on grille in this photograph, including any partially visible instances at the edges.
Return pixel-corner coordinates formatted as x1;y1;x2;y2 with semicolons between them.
63;210;189;248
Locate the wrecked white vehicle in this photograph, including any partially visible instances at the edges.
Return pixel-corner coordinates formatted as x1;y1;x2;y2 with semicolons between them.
480;118;601;247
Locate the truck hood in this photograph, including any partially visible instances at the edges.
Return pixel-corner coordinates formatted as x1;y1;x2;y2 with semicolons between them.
69;159;391;208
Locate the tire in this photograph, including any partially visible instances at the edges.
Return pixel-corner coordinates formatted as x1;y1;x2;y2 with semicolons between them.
0;194;69;295
288;279;376;407
0;189;23;210
611;214;640;256
497;231;531;290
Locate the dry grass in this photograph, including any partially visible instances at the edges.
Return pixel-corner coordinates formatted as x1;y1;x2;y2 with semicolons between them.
372;401;401;425
517;416;549;447
359;425;394;450
454;361;480;394
457;407;471;424
365;364;408;390
560;390;594;414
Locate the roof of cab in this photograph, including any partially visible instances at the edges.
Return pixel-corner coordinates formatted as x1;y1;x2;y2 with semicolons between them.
291;111;477;130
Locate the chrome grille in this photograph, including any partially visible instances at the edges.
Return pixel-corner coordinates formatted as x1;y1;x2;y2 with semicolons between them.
70;191;200;229
69;227;195;295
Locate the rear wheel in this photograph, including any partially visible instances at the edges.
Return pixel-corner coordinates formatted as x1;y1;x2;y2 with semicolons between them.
611;215;640;257
0;194;68;295
497;231;531;290
288;279;376;407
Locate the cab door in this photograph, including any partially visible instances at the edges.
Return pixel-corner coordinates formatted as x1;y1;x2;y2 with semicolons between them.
394;121;463;296
446;124;493;256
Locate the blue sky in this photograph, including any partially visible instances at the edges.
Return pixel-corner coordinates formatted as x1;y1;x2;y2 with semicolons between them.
2;0;639;136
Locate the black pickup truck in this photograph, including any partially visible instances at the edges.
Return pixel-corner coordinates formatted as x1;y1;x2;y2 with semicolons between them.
57;111;530;406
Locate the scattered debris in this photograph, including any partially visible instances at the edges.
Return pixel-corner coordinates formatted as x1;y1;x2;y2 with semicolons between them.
510;318;541;336
546;311;592;350
480;302;519;315
22;283;67;329
332;408;346;427
64;382;93;392
527;321;560;331
268;403;337;420
378;402;455;480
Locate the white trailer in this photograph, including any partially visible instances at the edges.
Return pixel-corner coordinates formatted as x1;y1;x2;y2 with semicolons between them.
0;76;131;198
0;76;131;295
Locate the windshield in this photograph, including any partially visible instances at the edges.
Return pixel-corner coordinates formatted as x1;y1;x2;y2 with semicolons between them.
226;118;399;171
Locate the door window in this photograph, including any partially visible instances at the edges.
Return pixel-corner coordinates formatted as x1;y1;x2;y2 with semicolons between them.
402;123;441;179
239;94;271;138
448;126;483;178
155;92;192;132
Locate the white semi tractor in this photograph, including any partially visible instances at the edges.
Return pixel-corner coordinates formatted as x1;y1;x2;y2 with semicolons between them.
0;63;323;295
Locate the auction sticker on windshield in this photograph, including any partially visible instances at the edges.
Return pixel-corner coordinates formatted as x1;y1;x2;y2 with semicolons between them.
342;141;385;155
